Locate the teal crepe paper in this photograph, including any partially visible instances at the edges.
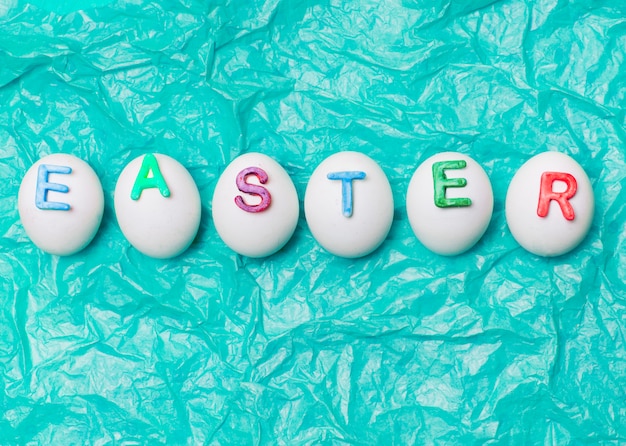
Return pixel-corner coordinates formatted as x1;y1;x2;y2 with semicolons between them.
1;0;625;444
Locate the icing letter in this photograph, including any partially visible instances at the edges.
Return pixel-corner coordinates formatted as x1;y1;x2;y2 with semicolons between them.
432;160;471;208
130;153;171;200
327;171;366;217
36;164;72;210
537;171;577;221
235;167;271;213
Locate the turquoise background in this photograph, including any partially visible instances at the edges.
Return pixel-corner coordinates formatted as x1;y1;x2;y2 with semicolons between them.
1;0;625;444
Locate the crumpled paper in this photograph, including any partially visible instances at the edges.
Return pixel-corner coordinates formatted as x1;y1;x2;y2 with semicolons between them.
1;0;625;443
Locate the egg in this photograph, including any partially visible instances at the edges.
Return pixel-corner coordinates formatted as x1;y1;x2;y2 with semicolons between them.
304;151;394;258
114;153;201;259
212;152;299;258
406;152;494;256
18;153;104;256
505;151;594;257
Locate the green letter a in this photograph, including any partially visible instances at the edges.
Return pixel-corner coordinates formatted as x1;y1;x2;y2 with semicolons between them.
130;153;171;200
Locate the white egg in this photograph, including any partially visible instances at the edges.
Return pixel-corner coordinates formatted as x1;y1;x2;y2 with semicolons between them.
114;153;201;259
406;152;494;256
18;153;104;256
304;151;394;258
505;151;594;257
212;153;299;258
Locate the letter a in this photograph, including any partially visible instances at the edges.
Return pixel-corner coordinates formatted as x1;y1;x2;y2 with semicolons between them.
537;171;577;220
130;153;171;200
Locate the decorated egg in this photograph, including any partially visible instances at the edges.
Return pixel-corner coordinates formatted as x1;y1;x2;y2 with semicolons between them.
212;152;299;258
505;151;594;257
18;153;105;256
114;153;201;259
304;151;394;258
406;152;494;256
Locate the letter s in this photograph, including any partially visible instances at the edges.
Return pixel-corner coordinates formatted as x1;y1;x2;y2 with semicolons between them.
234;167;271;213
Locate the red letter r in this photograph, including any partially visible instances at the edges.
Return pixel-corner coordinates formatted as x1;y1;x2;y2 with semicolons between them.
537;171;577;221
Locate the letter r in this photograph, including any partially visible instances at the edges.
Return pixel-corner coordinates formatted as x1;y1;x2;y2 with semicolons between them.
537;171;577;221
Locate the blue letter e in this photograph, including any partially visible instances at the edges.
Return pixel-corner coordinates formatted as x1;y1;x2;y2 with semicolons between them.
35;164;72;211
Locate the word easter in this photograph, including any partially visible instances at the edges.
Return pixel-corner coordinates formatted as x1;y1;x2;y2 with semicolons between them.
17;151;594;259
